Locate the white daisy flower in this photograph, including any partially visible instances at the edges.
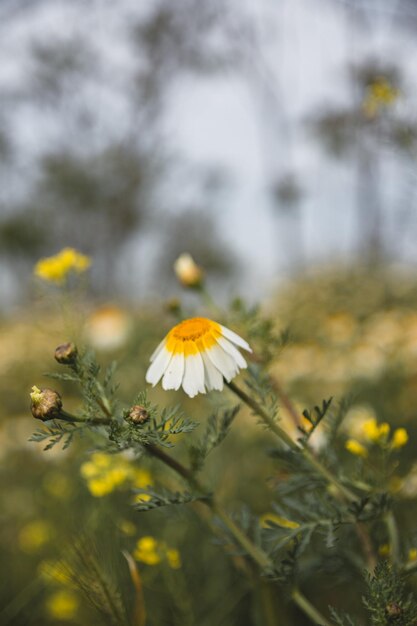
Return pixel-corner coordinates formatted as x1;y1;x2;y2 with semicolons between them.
145;317;252;398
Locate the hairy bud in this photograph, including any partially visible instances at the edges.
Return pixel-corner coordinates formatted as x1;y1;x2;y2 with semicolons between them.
54;342;78;364
128;405;149;425
30;386;63;421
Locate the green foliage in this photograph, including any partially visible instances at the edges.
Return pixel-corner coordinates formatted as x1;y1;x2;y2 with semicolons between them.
298;397;333;446
363;561;417;626
188;405;241;472
133;487;209;511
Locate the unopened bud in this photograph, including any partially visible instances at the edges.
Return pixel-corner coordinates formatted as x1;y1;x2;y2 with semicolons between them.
173;253;203;288
386;603;402;618
128;405;149;425
54;342;78;364
30;386;63;421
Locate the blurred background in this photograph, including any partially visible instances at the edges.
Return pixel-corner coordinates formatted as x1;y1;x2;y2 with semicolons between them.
2;0;417;624
2;0;417;306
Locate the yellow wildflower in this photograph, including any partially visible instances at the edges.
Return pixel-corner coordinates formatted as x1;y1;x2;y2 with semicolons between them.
118;520;137;536
260;513;300;530
133;469;153;488
362;77;399;118
166;549;181;569
132;493;152;505
133;537;181;569
46;590;79;621
345;439;368;458
18;520;52;554
391;428;409;449
408;548;417;562
134;536;161;565
378;543;391;557
361;418;390;443
35;247;91;284
80;453;154;498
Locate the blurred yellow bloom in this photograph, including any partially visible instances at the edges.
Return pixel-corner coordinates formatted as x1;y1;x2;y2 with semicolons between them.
133;536;181;569
46;590;79;621
134;536;161;565
345;439;368;458
118;520;137;536
408;548;417;562
166;549;181;569
391;428;409;449
35;247;91;284
362;77;399;118
361;418;390;442
80;453;153;498
260;513;300;529
132;493;152;505
18;520;53;553
174;253;203;288
378;543;391;557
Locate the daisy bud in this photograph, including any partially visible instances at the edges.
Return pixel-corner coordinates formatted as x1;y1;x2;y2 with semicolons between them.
173;253;203;289
30;386;63;421
127;405;150;425
54;342;78;365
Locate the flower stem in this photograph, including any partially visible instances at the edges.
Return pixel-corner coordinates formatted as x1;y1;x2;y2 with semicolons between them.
291;588;332;626
385;510;400;566
226;380;356;502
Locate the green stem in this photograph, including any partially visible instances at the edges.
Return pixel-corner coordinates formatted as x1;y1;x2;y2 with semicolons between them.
226;380;299;451
211;504;272;571
226;380;356;502
292;588;332;626
385;511;400;566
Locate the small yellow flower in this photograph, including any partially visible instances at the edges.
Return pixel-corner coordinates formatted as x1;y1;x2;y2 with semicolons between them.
378;543;391;557
81;453;153;498
408;548;417;562
134;536;161;565
361;418;390;443
18;520;52;554
166;549;181;569
260;513;300;530
345;439;368;458
362;77;399;118
118;520;137;536
46;590;79;621
174;253;203;288
392;428;409;449
35;247;91;284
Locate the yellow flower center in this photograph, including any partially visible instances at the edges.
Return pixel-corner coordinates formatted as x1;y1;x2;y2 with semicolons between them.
166;318;220;355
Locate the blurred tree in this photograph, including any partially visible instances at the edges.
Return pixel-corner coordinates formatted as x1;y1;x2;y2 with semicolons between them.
0;0;243;306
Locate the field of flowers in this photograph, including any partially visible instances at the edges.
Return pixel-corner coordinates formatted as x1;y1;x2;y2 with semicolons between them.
1;253;417;626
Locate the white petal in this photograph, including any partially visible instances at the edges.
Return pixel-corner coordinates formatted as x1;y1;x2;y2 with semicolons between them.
146;347;172;385
219;325;252;352
182;353;206;397
162;352;185;391
205;343;239;382
216;336;248;370
201;351;224;391
150;338;166;362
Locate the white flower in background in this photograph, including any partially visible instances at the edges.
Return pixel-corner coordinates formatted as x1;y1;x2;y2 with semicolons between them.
146;318;252;398
84;305;131;351
173;253;203;288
